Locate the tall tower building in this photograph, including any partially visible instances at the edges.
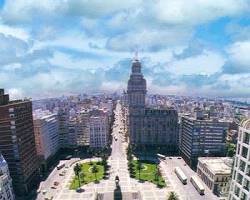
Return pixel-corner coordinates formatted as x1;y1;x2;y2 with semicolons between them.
228;119;250;200
126;57;178;150
0;89;39;196
127;57;147;111
127;57;147;144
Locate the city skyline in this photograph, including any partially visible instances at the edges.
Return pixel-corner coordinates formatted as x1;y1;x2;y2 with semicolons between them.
1;0;250;99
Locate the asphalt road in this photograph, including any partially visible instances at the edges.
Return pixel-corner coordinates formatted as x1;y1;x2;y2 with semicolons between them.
161;157;219;200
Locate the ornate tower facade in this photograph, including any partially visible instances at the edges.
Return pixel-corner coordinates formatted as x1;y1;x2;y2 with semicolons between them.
127;57;147;144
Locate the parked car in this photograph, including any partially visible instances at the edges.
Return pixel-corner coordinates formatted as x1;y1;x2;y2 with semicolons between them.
54;181;59;186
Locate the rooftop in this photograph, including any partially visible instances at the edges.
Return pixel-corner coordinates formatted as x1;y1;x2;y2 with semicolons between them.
198;157;232;175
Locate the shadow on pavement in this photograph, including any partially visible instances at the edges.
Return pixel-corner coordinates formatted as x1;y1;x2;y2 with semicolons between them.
114;185;122;200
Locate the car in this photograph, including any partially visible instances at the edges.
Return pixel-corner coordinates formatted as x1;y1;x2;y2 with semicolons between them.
169;157;172;159
51;186;56;189
177;157;182;159
54;181;59;186
59;173;64;176
42;190;47;195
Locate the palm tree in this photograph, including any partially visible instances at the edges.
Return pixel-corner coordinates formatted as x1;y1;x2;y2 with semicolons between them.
155;166;161;182
137;161;143;180
167;192;179;200
74;163;81;188
92;164;98;181
101;154;108;166
79;171;85;183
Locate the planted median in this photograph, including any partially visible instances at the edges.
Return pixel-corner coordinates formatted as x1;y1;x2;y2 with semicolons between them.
70;160;108;190
128;160;166;188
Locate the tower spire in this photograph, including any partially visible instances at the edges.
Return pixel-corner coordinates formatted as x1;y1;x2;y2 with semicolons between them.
134;50;139;61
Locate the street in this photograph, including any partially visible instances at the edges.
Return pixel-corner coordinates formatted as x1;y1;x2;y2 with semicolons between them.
160;157;219;200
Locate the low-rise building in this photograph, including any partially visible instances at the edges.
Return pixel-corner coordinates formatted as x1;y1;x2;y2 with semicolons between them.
0;154;15;200
197;157;232;198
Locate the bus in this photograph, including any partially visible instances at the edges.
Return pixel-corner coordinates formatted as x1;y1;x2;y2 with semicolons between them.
190;175;205;195
174;167;187;184
157;153;166;160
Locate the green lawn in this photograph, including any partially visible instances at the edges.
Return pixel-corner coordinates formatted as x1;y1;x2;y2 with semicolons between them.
70;161;105;189
131;160;166;187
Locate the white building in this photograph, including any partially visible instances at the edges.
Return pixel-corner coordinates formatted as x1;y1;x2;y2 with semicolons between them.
89;109;109;148
228;119;250;200
79;110;90;145
0;154;15;200
33;110;59;160
197;157;232;198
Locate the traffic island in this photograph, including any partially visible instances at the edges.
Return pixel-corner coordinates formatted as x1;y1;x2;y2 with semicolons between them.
69;161;105;190
129;160;166;188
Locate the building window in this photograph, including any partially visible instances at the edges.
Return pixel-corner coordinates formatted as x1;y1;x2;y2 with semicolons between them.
236;173;243;185
246;165;250;177
234;185;240;197
243;132;250;145
243;179;249;191
239;160;246;172
241;192;247;200
241;146;248;159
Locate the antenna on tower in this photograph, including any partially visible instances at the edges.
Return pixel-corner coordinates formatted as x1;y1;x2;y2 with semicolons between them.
134;49;139;61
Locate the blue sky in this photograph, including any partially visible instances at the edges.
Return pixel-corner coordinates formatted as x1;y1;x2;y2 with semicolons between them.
0;0;250;99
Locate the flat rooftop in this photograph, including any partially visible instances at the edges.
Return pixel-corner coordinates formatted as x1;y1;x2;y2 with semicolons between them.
198;157;232;175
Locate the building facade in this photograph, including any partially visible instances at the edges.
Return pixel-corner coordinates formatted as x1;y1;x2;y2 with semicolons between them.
228;119;250;200
79;110;90;145
180;114;229;168
197;157;232;198
126;58;178;151
89;109;109;148
0;89;39;196
58;108;69;147
33;111;59;161
0;154;15;200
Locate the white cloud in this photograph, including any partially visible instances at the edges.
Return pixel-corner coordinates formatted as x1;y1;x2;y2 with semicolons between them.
1;0;142;24
168;50;225;75
49;51;107;70
0;24;30;40
7;88;24;100
152;0;248;26
106;28;193;52
227;40;250;66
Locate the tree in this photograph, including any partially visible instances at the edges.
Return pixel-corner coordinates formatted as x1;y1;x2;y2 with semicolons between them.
226;142;236;157
92;164;98;181
101;154;108;166
74;163;81;188
167;192;179;200
155;166;161;182
79;171;85;183
137;161;143;180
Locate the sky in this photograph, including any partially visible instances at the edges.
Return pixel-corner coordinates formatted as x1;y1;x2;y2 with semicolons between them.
0;0;250;100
